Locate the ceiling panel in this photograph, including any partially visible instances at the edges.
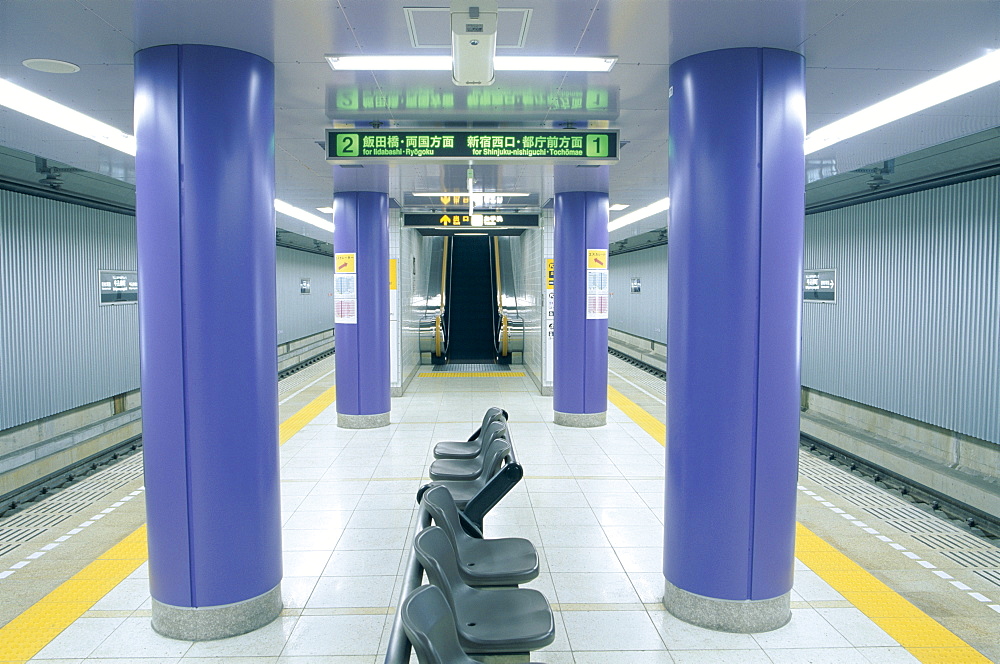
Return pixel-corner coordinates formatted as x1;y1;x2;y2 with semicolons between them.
0;0;997;247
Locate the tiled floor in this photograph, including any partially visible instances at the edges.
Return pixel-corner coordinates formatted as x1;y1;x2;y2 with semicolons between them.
2;356;997;663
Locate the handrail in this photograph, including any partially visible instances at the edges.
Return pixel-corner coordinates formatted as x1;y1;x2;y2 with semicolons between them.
434;315;442;358
383;506;431;664
501;314;509;357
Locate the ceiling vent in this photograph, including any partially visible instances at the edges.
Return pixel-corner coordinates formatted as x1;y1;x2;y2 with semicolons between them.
404;7;531;48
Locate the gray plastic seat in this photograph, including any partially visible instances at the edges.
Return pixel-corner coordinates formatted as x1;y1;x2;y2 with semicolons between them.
429;422;508;481
421;485;538;587
413;526;555;655
422;438;510;509
400;585;549;664
433;407;507;460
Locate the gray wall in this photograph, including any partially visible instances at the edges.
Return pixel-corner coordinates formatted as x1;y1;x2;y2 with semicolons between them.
0;189;139;430
276;246;335;344
608;244;668;343
0;188;336;431
516;224;545;388
803;175;1000;445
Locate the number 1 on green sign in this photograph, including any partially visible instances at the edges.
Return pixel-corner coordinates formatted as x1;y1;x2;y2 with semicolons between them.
337;133;360;157
585;134;609;158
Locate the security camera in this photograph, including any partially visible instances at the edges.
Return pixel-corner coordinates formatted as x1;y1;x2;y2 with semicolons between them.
451;0;498;86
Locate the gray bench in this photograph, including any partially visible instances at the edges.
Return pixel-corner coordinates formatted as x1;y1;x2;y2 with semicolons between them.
413;526;555;655
434;407;508;460
421;485;538;587
401;584;549;664
429;421;508;482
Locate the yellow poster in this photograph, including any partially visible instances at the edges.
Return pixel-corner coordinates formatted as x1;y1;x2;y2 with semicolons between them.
389;258;398;290
587;249;608;269
335;253;356;273
546;259;555;289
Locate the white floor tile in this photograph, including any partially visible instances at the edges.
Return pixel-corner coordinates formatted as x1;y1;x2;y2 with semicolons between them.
280;615;385;657
34;617;125;659
552;572;642;604
90;616;192;658
306;576;396;609
561;611;666;651
184;617;298;657
751;608;854;650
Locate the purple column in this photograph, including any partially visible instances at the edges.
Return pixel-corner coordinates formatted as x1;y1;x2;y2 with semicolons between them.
664;48;805;632
553;166;609;428
134;45;281;639
333;188;390;428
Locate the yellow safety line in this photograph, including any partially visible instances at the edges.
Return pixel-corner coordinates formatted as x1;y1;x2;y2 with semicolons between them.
607;385;665;446
609;385;989;663
418;372;525;377
279;385;336;443
0;384;337;663
0;527;147;662
796;523;989;663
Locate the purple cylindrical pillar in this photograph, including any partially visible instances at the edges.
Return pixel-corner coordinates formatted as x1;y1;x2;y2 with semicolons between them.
134;45;282;639
664;47;805;633
333;190;390;428
553;168;609;428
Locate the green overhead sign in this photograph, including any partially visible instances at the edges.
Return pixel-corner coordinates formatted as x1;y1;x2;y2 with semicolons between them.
325;128;619;164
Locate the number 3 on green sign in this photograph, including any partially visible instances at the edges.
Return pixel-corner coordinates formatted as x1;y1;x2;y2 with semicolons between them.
336;133;360;157
585;134;608;158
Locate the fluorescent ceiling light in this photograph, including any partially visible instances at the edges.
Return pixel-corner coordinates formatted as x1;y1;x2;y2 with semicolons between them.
327;54;616;73
327;55;452;71
608;197;669;232
609;203;630;211
316;207;335;214
275;199;335;233
0;78;136;155
805;48;1000;155
494;56;617;72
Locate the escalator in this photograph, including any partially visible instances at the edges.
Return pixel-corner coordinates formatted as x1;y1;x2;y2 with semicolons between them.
418;233;524;365
447;235;496;361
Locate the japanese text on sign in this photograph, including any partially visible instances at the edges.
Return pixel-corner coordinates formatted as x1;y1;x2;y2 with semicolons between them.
327;129;618;163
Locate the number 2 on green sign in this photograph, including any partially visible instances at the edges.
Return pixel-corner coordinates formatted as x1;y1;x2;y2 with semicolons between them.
337;133;360;157
585;134;608;158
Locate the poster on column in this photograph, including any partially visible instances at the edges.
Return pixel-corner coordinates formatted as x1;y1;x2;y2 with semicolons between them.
586;250;609;320
334;252;358;324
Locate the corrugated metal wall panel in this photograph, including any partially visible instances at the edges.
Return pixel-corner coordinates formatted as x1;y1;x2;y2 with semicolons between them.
608;244;669;343
0;189;139;430
275;246;334;344
803;175;1000;445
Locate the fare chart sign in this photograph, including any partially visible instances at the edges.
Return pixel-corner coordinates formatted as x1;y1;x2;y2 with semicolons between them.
326;129;618;164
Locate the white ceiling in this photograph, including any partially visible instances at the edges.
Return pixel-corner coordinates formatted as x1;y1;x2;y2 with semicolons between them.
0;0;998;245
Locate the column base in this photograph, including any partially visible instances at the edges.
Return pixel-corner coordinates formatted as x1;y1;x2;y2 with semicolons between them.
151;583;282;641
663;578;790;633
338;411;390;429
553;411;606;428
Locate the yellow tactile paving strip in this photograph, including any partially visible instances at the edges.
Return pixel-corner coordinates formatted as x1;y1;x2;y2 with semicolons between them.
0;385;335;664
609;384;990;664
418;372;526;377
278;385;336;443
0;526;147;663
796;523;990;663
607;384;666;445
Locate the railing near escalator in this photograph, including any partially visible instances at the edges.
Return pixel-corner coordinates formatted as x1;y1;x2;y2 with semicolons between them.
492;236;524;364
419;236;450;364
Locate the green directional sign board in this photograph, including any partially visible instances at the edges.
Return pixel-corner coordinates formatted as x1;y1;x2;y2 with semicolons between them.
325;128;619;164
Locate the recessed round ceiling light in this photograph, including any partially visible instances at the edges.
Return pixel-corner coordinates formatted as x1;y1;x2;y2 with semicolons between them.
22;59;81;74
